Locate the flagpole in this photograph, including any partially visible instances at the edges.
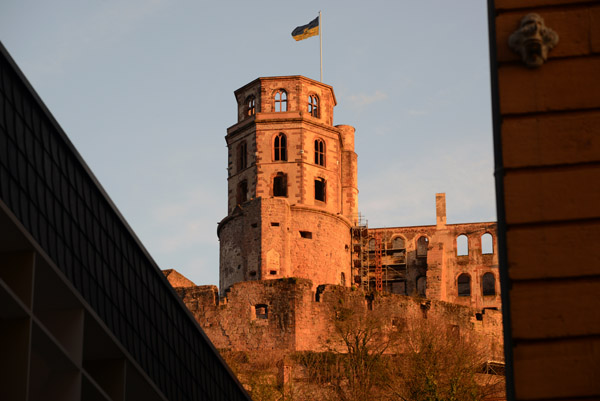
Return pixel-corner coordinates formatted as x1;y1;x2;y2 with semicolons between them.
319;10;323;82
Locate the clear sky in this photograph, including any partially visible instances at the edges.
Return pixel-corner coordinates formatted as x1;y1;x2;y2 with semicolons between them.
0;1;495;287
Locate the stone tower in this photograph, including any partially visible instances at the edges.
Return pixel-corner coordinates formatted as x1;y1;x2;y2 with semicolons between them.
217;76;358;294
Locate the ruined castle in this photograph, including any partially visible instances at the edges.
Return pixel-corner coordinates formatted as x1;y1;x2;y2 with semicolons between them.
166;76;503;358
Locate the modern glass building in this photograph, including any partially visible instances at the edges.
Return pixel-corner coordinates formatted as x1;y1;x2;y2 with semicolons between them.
0;42;250;401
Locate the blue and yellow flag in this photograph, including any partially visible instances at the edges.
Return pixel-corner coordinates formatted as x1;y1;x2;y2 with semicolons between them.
291;16;319;41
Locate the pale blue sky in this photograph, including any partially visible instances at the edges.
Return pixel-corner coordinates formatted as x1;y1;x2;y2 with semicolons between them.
0;1;495;287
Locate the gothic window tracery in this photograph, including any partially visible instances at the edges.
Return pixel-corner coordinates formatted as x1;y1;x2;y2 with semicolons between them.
274;90;287;112
314;138;325;166
245;95;256;117
308;94;319;117
274;133;287;161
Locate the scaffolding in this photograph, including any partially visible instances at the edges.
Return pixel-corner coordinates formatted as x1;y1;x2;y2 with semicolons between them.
351;213;408;294
351;213;370;292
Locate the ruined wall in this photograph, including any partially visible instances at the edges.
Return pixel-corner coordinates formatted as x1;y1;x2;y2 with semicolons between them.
366;222;499;310
364;194;499;310
170;277;503;360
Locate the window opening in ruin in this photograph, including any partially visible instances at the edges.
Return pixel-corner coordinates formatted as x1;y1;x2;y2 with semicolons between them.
245;95;256;117
457;273;471;297
273;172;287;197
482;272;496;296
274;90;287;112
369;238;376;251
274;133;287;161
392;236;405;249
238;141;247;172
416;236;429;257
269;270;277;275
300;231;312;239
236;180;248;205
249;271;257;277
271;222;280;227
237;265;241;270
416;276;426;297
308;94;319;117
481;233;494;254
476;313;483;321
251;223;258;228
314;138;325;166
340;272;346;286
457;234;469;256
314;178;326;202
255;304;268;319
315;285;326;302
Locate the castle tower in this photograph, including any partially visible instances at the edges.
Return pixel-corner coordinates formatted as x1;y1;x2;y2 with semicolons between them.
217;76;358;294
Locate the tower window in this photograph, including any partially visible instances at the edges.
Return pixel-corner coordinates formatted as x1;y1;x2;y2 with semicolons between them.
314;139;325;166
245;95;256;117
308;94;319;117
314;178;326;202
274;133;287;161
457;273;471;297
274;90;287;112
238;141;247;172
273;172;287;197
236;180;248;205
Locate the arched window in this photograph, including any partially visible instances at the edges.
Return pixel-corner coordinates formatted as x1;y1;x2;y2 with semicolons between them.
340;272;346;286
273;172;287;197
238;141;247;172
457;273;471;297
416;236;428;257
481;233;494;255
392;236;405;249
314;178;326;202
245;95;256;117
482;272;496;296
274;90;287;112
457;234;469;256
274;133;287;161
314;139;325;166
308;94;319;117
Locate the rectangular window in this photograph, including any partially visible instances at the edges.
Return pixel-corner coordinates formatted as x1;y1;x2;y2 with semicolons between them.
314;178;326;202
273;173;287;197
300;231;312;239
238;142;247;172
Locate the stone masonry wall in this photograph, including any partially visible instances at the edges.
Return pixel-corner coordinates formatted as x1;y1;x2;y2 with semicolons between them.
170;277;503;361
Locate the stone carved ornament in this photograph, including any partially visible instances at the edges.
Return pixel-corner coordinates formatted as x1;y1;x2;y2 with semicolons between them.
508;13;558;68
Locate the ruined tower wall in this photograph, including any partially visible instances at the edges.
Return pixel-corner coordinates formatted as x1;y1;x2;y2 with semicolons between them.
219;76;356;294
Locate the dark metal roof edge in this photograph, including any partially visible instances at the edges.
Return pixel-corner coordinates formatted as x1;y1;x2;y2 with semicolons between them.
486;2;516;400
